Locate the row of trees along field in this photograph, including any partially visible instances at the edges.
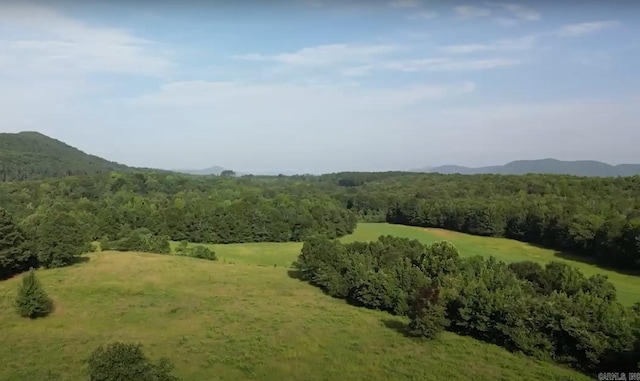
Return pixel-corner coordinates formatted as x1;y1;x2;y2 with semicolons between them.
326;172;640;271
293;235;640;374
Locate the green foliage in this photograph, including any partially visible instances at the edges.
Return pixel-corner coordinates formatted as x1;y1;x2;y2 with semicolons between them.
175;244;217;261
408;285;449;338
188;246;216;260
87;342;181;381
295;235;638;372
0;131;131;182
0;208;34;279
104;228;171;254
33;211;90;268
15;269;53;319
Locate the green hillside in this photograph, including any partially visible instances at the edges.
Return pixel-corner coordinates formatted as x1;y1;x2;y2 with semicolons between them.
0;131;131;182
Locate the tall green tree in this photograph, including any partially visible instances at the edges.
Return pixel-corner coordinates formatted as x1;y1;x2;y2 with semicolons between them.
15;269;53;319
0;208;34;279
34;211;90;268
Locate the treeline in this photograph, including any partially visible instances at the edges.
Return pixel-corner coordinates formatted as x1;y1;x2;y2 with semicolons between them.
2;169;639;273
0;171;358;278
294;235;640;373
0;172;357;245
0;208;91;279
333;173;640;271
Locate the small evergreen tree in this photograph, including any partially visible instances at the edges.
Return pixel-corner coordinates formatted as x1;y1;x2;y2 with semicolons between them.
15;269;53;319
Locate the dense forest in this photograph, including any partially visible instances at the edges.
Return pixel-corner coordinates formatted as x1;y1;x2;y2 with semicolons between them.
0;171;358;278
0;170;639;275
328;172;640;271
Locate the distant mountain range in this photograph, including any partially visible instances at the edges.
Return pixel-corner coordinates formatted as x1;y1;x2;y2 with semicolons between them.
412;159;640;177
2;131;639;182
173;166;229;176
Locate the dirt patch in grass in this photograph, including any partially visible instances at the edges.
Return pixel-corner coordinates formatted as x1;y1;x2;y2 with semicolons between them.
422;228;456;239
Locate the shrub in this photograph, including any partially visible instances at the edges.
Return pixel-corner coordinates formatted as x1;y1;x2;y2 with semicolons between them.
15;269;53;319
174;243;217;261
104;229;171;255
175;240;189;255
189;246;217;261
87;342;181;381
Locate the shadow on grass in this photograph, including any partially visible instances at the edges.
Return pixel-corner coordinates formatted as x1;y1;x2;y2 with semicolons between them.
551;250;640;277
1;256;90;282
286;269;304;280
72;256;91;265
381;318;413;338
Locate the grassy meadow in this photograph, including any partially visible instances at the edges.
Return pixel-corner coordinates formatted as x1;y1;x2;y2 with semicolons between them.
2;222;638;380
178;222;640;305
0;251;589;381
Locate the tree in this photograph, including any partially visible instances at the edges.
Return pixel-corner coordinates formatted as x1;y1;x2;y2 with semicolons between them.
15;269;53;319
87;342;181;381
220;170;236;177
34;211;89;268
0;208;34;279
407;285;448;339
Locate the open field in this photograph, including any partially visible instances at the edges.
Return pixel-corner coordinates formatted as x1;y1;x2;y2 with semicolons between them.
0;251;589;381
177;222;640;306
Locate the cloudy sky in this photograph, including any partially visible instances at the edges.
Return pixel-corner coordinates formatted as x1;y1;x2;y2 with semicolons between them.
1;0;639;173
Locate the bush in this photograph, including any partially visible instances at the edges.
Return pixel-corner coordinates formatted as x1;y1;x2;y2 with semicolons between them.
175;240;189;255
104;229;171;255
175;244;217;261
15;269;53;319
87;342;181;381
189;246;217;261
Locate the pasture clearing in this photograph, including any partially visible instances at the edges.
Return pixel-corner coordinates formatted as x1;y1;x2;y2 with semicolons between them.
0;252;588;381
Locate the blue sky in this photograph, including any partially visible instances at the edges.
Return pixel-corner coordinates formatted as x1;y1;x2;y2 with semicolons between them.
1;0;639;173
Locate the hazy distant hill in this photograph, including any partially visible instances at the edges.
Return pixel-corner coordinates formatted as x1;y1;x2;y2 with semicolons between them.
173;166;229;176
0;131;132;182
413;159;640;177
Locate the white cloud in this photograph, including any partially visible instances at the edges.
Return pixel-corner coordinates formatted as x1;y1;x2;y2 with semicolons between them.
234;44;399;67
0;3;173;76
441;35;536;54
557;20;620;37
341;66;374;77
407;11;438;20
380;58;523;72
499;4;540;21
124;80;475;111
453;6;492;19
494;18;519;27
389;0;421;8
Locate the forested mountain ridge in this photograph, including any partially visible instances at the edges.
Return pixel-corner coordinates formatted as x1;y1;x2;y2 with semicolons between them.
414;158;640;177
0;131;133;182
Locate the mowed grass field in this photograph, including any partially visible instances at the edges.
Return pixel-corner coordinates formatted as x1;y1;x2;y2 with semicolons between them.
176;223;640;305
0;252;588;381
